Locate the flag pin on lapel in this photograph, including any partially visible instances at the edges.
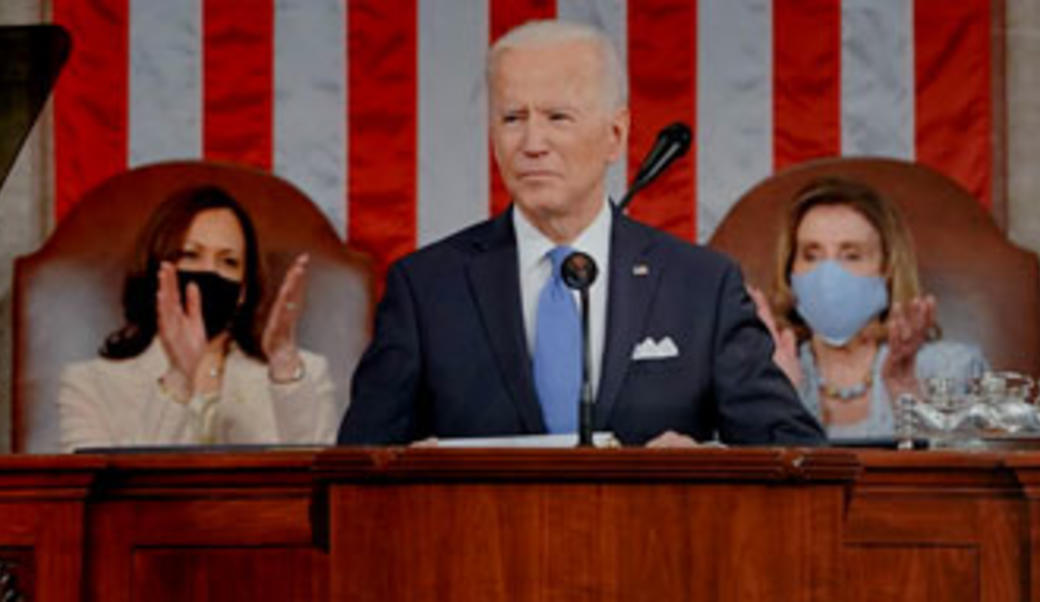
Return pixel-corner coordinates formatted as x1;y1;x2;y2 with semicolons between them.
632;263;649;276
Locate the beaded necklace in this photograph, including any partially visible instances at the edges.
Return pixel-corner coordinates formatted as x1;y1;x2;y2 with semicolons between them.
811;342;877;402
817;372;872;401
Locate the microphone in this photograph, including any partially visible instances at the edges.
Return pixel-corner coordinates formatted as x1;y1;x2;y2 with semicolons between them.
561;251;598;447
617;122;692;212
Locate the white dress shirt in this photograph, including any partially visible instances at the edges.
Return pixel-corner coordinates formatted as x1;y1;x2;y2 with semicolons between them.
513;201;611;398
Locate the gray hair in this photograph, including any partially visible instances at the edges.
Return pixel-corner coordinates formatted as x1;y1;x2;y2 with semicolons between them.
487;19;628;110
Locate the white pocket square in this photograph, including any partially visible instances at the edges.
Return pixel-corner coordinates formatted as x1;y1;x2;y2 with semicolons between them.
631;336;680;361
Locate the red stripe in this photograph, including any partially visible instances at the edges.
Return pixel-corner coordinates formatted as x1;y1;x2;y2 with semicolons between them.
203;0;274;169
773;0;841;170
348;0;418;281
915;0;992;209
488;0;556;218
52;0;128;221
628;0;697;241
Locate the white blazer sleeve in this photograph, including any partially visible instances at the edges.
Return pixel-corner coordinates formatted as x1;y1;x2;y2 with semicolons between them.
267;350;338;443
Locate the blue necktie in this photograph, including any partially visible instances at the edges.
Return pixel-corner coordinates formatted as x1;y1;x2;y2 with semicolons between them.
533;245;581;433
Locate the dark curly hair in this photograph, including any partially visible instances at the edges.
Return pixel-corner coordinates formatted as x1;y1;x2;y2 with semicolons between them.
100;186;265;360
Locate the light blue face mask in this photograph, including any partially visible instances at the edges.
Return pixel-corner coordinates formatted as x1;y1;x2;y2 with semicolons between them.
790;259;888;347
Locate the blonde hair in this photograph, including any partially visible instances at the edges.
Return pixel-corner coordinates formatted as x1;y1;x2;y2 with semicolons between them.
487;19;627;110
771;177;923;342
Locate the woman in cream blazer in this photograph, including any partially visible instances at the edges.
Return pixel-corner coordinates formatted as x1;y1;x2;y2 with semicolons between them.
59;186;337;452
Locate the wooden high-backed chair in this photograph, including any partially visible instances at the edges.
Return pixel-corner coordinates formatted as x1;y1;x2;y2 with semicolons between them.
709;157;1040;377
12;160;373;453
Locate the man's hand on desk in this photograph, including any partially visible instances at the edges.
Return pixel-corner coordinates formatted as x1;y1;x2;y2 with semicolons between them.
645;430;700;448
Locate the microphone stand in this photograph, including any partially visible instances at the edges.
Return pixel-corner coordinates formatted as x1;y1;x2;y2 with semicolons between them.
577;286;593;447
561;251;598;447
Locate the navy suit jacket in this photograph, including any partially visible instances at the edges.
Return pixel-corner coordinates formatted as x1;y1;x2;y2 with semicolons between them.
338;206;824;445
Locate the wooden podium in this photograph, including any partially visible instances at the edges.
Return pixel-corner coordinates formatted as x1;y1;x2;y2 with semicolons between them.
316;447;857;601
3;447;1040;601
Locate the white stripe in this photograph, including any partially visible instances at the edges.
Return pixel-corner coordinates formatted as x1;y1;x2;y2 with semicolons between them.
273;0;348;238
416;0;489;246
0;2;44;24
557;0;629;202
128;0;202;166
841;0;915;159
696;0;773;242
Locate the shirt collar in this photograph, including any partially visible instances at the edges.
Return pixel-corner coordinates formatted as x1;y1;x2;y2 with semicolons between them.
513;200;612;273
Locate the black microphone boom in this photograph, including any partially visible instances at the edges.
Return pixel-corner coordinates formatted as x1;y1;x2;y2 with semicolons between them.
617;121;692;212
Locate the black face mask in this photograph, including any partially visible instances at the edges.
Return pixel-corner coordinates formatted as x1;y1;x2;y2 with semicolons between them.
176;270;243;339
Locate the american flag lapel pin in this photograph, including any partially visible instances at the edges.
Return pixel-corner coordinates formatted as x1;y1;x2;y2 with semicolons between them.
632;263;649;276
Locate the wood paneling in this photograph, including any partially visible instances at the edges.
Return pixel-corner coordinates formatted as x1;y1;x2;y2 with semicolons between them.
0;455;97;601
83;451;323;602
5;448;1040;601
849;451;1030;602
321;448;856;602
845;545;979;602
131;548;327;602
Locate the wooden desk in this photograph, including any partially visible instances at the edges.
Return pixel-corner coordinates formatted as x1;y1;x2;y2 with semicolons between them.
1;451;326;601
0;454;99;601
849;451;1031;602
3;448;1040;601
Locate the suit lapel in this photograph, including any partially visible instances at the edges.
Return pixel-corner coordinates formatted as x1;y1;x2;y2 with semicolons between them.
466;209;546;433
595;213;664;430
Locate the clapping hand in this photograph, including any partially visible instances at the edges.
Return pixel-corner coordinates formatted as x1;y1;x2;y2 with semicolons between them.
747;285;803;387
156;261;213;397
262;254;309;381
882;295;936;399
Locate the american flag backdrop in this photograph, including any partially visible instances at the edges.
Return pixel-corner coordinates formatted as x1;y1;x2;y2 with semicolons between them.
51;0;998;278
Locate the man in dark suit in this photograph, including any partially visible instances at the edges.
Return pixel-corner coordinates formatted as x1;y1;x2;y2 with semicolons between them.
338;20;824;446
